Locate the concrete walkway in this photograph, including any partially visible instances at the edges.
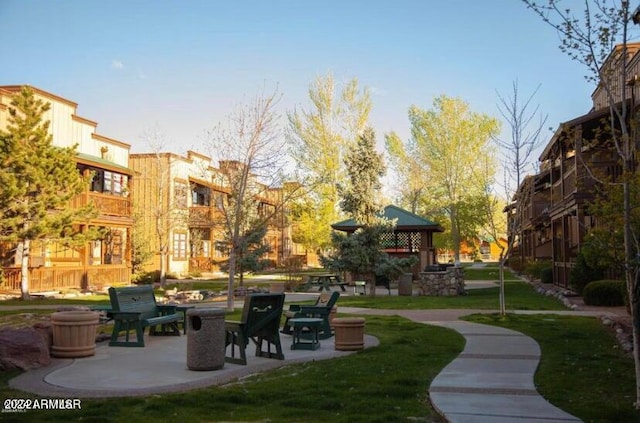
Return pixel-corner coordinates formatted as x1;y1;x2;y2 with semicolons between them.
428;321;581;423
7;293;627;422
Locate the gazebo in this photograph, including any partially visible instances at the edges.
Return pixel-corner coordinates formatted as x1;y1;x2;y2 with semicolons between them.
331;205;444;279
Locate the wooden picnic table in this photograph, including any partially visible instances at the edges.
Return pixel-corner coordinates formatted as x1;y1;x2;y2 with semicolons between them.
304;273;347;292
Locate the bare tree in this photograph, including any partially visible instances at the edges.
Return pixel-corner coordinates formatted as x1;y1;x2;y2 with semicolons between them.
492;80;548;315
138;126;187;286
523;0;640;407
205;88;292;311
495;80;548;195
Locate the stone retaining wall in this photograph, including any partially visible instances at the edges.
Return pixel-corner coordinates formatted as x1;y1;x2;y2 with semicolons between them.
417;267;465;296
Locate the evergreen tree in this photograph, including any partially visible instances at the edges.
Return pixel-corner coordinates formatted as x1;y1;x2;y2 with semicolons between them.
0;87;96;299
218;225;271;286
338;127;386;226
323;128;416;295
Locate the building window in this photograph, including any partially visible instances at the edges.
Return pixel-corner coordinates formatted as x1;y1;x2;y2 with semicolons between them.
173;233;187;260
104;230;123;264
174;182;188;208
191;185;211;206
88;168;127;196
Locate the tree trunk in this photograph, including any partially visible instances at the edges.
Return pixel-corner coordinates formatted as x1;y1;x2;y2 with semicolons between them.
368;272;376;298
623;177;640;409
226;250;237;312
498;252;506;316
20;240;30;300
159;245;167;287
450;210;461;264
631;268;640;409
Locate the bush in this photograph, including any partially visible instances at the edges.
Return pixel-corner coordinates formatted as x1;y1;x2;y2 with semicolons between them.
540;267;553;284
508;257;525;273
523;259;552;281
132;270;160;285
569;251;604;294
582;280;627;306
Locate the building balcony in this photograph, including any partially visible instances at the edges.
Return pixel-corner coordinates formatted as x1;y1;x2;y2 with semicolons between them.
71;191;132;218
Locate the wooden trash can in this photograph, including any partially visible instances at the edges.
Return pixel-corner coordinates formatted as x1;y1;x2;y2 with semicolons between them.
51;311;100;358
333;317;365;351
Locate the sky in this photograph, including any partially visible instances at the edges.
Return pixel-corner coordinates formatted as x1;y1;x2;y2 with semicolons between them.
0;1;630;174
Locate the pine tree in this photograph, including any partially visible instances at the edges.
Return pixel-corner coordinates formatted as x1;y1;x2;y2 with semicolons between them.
218;225;271;286
0;87;96;299
323;128;417;295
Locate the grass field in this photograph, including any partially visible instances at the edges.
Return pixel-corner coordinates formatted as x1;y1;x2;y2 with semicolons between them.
0;265;636;422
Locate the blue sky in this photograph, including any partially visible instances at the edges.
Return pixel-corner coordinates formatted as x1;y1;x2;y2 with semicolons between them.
0;1;624;163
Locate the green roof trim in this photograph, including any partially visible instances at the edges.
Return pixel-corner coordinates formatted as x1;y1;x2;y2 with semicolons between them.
331;205;443;232
76;152;134;175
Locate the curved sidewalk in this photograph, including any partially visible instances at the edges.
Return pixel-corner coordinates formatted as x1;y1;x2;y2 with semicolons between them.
342;307;590;423
428;321;580;423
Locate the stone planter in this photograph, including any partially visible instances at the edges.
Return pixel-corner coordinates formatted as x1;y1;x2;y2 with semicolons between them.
333;317;365;351
50;311;99;358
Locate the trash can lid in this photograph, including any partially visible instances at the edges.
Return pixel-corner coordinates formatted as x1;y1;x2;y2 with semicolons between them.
186;307;226;317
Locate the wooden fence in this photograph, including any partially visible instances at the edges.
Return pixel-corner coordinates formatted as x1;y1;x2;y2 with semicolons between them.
0;265;131;293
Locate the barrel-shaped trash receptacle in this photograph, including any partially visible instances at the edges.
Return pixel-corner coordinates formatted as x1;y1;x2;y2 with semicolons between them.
398;273;413;296
51;311;100;358
187;308;226;371
333;317;365;351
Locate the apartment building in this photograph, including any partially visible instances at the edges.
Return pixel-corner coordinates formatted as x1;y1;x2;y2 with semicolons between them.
0;85;133;292
508;42;640;287
129;150;292;277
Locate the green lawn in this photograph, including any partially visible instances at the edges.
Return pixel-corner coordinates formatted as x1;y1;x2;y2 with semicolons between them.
0;312;635;422
338;281;565;310
466;313;638;422
0;270;636;422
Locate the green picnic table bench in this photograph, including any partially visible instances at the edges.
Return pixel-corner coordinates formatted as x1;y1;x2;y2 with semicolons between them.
107;285;181;347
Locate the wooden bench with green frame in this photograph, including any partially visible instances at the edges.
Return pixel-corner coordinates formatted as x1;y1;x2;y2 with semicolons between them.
107;285;181;347
225;293;285;365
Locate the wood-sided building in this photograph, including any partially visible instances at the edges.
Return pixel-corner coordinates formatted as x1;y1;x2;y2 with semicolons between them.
129;150;292;277
508;42;640;287
0;85;134;293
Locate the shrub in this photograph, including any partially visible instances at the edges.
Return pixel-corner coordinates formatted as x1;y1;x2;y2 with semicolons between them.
540;267;553;284
569;251;605;294
523;259;552;281
132;270;160;285
582;280;627;306
508;257;525;273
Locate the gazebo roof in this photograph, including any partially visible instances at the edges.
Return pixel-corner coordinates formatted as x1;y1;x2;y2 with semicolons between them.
331;205;444;232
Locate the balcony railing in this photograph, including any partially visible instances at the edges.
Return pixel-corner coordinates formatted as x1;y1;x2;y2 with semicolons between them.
71;192;131;217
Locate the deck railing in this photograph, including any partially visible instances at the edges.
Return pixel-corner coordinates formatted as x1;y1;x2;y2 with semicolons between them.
0;265;131;293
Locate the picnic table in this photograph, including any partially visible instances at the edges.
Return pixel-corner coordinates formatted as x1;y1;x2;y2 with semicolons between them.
302;273;347;292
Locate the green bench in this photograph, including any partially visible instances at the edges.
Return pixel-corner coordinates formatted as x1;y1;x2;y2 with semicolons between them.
225;293;285;365
108;285;181;347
